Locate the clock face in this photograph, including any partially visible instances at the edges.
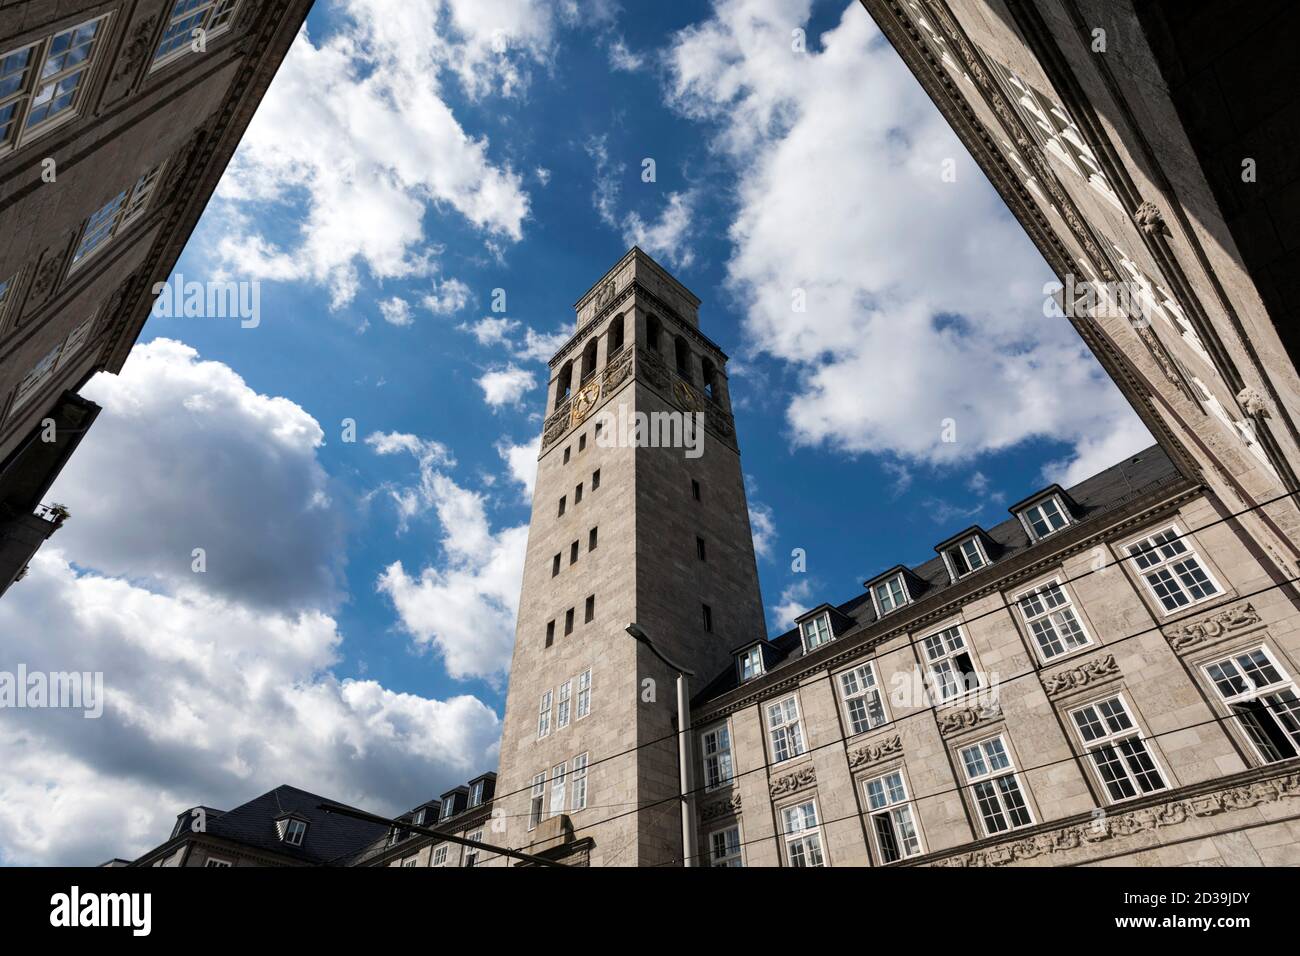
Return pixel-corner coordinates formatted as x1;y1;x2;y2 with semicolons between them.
571;380;601;425
673;378;703;413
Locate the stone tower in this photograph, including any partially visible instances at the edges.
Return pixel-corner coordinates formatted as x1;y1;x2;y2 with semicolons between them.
494;247;766;866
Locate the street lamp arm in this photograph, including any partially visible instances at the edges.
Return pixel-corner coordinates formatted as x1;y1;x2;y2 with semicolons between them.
624;623;695;676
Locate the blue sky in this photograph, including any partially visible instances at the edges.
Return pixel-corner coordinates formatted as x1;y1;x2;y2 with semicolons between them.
0;0;1152;865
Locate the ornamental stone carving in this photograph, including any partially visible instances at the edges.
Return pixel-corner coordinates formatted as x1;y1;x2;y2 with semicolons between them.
769;765;817;798
700;792;741;824
29;248;66;304
1236;386;1269;418
602;349;633;392
104;16;159;101
1164;602;1261;652
1134;200;1167;236
937;700;1001;737
934;770;1300;867
847;735;902;769
637;347;670;389
1042;654;1120;697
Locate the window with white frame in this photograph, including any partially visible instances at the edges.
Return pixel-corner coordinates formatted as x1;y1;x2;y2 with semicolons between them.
204;857;232;867
958;736;1033;835
282;818;307;847
921;625;980;702
571;753;588;811
537;690;552;738
401;857;418;868
528;773;546;830
946;536;988;579
1070;695;1167;802
432;845;448;866
1021;495;1070;540
0;273;14;325
839;661;887;735
463;830;482;867
469;781;484;807
1204;647;1300;763
865;771;922;863
872;573;909;615
71;163;166;268
0;18;109;152
412;809;425;826
557;679;572;729
766;696;805;763
709;825;743;867
1016;580;1091;660
548;762;567;817
1125;526;1221;613
576;668;591;719
440;796;455;821
1192;378;1277;481
800;612;832;652
780;801;824;867
10;315;96;416
701;725;733;790
153;0;242;68
738;646;763;681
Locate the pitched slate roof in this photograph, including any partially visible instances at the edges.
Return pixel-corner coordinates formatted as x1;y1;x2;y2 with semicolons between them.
694;444;1186;704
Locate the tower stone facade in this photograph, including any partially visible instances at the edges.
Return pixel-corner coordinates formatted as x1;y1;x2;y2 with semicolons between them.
493;247;766;867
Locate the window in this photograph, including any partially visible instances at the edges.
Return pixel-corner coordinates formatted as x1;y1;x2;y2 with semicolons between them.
570;540;579;565
1016;581;1091;660
72;163;166;267
922;625;980;701
959;736;1033;835
578;434;586;452
469;781;485;807
204;857;232;868
558;496;566;517
564;608;574;635
592;469;601;490
646;314;662;351
1126;527;1221;613
576;669;591;719
571;753;589;811
947;536;987;578
1022;496;1069;539
608;315;625;355
463;830;482;867
563;446;571;464
696;536;707;561
1070;695;1166;802
528;774;546;830
10;316;95;415
701;725;733;790
738;646;763;682
1204;647;1300;762
767;696;805;763
589;527;598;551
865;771;922;863
709;826;743;867
283;818;307;847
691;479;701;501
545;620;555;648
557;680;571;729
154;0;241;68
780;801;824;867
413;809;426;826
575;482;583;504
0;273;14;326
839;661;887;735
440;796;455;821
872;573;909;615
675;337;691;377
1;18;108;151
584;594;595;623
401;857;419;868
701;604;713;633
800;613;832;652
552;554;561;577
549;762;567;817
432;845;448;866
537;690;552;738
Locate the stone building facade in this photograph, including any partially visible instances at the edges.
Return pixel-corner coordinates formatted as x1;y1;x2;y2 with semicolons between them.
0;0;313;595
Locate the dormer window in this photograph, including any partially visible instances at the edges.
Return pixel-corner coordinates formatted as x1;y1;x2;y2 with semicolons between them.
872;573;909;615
413;809;426;826
277;818;307;847
469;781;485;807
1021;495;1069;540
946;536;988;580
800;613;833;652
738;646;764;682
440;796;455;821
